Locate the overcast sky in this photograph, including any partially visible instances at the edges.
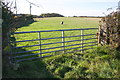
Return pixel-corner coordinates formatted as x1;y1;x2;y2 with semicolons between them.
5;0;120;16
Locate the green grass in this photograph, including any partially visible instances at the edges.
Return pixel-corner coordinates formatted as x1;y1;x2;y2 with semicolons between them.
3;46;120;78
12;17;100;61
3;17;119;78
16;17;100;31
43;46;120;79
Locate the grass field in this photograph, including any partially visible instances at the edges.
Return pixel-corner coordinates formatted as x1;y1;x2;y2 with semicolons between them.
4;17;120;79
12;17;100;61
16;17;100;31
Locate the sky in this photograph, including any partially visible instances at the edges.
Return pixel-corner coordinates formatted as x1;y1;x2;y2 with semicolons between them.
4;0;120;16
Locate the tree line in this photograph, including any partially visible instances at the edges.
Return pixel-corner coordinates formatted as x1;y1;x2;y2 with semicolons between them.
40;13;64;17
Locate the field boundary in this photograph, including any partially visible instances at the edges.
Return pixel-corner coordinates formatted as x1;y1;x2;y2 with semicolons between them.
9;28;98;63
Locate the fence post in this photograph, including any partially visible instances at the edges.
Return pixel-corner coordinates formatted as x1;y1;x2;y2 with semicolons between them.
81;30;84;53
38;32;42;56
62;31;65;53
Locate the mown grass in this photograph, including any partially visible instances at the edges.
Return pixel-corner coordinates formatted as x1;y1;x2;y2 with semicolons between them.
12;17;100;61
16;17;100;31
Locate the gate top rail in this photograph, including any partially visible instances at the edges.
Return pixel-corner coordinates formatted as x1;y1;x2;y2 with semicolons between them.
13;28;98;34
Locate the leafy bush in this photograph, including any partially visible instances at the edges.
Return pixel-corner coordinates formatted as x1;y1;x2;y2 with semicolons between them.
2;1;15;49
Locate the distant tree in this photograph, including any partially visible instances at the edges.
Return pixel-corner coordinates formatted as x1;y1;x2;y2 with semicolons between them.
40;13;64;17
73;16;77;17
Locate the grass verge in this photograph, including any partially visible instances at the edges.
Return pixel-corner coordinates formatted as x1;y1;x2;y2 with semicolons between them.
3;45;120;79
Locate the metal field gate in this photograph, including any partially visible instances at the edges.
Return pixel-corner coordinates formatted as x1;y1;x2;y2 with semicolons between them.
8;28;98;63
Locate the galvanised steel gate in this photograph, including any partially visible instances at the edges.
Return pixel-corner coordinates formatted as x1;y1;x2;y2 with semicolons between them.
8;28;98;63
